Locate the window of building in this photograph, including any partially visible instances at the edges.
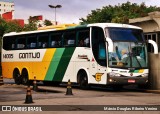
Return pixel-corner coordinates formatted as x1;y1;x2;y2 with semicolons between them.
144;33;158;53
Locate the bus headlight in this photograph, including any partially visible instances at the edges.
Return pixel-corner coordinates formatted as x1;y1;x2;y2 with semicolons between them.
141;73;148;77
108;72;121;77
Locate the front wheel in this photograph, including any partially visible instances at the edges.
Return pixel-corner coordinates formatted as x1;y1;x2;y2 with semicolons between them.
78;71;90;90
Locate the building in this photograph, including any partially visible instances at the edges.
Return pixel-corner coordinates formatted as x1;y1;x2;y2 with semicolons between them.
0;1;14;18
129;11;160;89
0;1;24;27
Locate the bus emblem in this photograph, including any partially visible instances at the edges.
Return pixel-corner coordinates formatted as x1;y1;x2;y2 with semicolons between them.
93;73;104;82
130;73;133;76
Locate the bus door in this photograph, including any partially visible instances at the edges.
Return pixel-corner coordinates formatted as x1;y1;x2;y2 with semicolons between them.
91;27;107;84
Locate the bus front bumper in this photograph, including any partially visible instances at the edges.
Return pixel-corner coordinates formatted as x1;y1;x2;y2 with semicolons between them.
107;75;148;85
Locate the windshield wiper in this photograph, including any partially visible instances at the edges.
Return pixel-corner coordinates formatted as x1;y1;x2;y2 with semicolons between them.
132;53;142;68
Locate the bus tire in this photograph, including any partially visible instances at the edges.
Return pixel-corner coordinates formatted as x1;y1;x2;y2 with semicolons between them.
21;69;29;85
77;70;90;90
13;69;21;85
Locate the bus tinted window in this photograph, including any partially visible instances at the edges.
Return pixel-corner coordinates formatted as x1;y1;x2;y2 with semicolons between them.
108;28;144;42
3;36;16;50
63;31;76;47
92;27;107;66
77;29;90;47
38;34;49;48
17;36;26;49
50;32;62;48
27;35;37;48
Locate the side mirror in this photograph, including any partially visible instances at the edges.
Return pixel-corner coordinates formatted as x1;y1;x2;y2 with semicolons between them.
148;40;158;54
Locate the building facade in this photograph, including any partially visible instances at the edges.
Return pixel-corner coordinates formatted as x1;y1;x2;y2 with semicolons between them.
0;1;14;17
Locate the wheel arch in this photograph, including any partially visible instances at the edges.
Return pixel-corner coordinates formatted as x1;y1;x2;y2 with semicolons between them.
13;67;20;79
21;67;30;79
77;67;90;84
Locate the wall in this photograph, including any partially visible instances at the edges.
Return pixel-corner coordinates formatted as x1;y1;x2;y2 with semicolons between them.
148;53;160;89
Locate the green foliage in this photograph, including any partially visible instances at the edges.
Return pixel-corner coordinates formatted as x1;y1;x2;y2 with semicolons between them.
0;18;22;37
44;19;53;26
23;16;38;31
0;16;39;37
80;2;160;24
0;18;7;37
5;20;23;33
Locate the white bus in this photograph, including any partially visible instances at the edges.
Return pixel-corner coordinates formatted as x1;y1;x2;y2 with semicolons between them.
1;23;158;89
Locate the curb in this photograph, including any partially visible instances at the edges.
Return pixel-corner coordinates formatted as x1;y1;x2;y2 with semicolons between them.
144;90;160;94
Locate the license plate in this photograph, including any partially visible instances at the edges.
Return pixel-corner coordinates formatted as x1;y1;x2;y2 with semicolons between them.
128;79;135;83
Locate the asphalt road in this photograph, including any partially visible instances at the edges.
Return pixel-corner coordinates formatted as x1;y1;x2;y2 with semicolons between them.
0;79;160;114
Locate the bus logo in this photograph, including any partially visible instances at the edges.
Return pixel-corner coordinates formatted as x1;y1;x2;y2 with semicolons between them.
94;73;104;82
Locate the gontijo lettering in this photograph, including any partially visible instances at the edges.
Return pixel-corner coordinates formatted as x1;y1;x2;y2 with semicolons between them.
19;52;40;59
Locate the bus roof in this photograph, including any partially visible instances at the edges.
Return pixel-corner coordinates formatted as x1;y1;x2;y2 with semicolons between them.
3;23;141;37
88;23;142;29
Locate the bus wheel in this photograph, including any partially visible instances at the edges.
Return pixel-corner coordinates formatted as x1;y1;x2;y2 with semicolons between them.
13;69;21;85
78;70;90;90
21;69;29;85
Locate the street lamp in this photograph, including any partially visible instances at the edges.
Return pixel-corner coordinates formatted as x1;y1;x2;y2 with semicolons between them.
48;5;62;25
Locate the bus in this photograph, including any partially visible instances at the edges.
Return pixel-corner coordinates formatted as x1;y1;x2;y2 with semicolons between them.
1;23;158;89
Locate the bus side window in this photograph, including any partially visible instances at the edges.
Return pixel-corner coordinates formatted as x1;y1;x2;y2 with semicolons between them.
30;43;36;48
63;31;76;47
38;34;49;48
92;27;107;66
3;36;16;50
77;29;90;47
50;32;62;48
17;36;26;49
27;35;37;49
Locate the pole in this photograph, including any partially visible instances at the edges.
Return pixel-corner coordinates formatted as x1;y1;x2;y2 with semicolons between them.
55;8;56;25
48;5;62;25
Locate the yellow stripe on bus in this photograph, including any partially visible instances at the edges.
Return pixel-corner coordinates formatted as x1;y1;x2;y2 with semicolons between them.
2;49;56;81
29;49;56;80
138;69;144;73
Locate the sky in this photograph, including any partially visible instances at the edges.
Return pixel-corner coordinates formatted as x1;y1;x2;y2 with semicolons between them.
5;0;160;24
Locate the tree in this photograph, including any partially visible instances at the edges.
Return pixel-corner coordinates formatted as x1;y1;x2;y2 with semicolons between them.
23;16;38;31
80;2;160;24
44;19;52;26
5;20;23;33
0;18;7;37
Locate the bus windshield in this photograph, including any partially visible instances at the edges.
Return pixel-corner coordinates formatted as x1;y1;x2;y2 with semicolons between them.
108;42;148;68
107;27;145;42
107;28;148;68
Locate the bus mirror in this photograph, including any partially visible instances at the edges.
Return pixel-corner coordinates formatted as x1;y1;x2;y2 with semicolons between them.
106;38;113;52
148;39;158;54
